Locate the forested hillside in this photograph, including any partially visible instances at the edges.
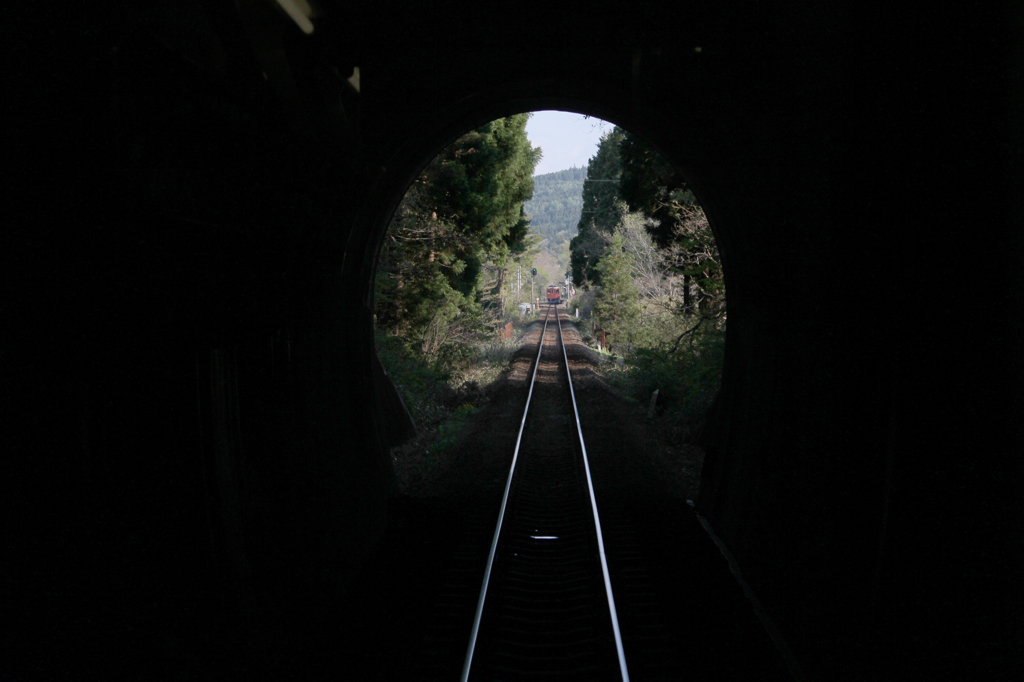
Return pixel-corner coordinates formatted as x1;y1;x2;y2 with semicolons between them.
523;166;586;279
523;166;586;249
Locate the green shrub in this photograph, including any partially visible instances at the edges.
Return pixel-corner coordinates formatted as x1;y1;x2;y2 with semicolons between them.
605;325;725;442
425;403;478;458
374;331;451;426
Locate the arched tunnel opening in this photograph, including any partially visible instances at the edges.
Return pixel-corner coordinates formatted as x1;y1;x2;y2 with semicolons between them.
6;2;1020;680
357;111;743;678
370;110;725;506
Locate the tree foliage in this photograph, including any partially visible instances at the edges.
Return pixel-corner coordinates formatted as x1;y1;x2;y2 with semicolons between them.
570;126;625;287
593;231;641;352
617;130;722;319
569;128;725;354
618;130;694;248
593;205;723;353
559;128;726;450
375;114;541;361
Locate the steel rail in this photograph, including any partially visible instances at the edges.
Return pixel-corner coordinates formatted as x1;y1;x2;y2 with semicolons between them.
460;306;552;682
556;309;631;682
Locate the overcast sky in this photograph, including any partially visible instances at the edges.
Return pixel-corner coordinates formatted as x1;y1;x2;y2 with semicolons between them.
525;110;612;177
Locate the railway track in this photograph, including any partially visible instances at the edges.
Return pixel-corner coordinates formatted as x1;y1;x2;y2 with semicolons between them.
397;305;793;682
460;305;629;682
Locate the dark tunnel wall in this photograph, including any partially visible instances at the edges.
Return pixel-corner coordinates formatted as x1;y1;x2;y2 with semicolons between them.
6;1;1021;678
7;5;396;669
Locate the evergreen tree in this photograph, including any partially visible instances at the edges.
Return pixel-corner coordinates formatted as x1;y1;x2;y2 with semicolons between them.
618;130;722;318
423;115;541;296
593;231;641;353
570;126;624;287
618;130;693;248
375;114;540;358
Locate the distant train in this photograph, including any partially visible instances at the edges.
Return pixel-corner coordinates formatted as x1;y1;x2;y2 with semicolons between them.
546;285;564;305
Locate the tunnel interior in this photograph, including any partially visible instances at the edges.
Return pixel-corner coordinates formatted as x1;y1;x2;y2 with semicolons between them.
7;1;1020;679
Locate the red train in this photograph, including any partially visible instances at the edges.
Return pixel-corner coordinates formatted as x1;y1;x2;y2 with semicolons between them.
546;285;563;305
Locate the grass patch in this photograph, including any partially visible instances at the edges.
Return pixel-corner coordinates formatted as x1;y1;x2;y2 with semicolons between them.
448;339;518;390
377;329;522;494
425;403;479;459
603;327;725;445
375;331;452;427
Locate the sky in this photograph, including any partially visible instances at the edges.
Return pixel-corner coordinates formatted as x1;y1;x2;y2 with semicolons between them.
525;110;613;177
